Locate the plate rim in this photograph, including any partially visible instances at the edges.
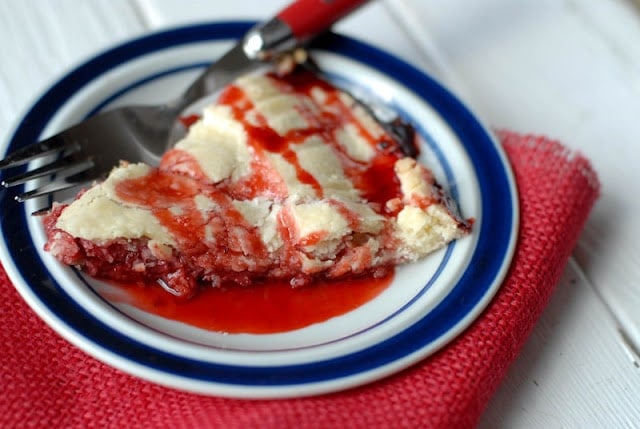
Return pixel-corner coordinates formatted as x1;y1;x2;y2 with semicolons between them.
0;21;519;398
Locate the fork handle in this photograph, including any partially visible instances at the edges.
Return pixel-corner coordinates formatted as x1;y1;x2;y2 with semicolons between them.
243;0;370;60
278;0;369;43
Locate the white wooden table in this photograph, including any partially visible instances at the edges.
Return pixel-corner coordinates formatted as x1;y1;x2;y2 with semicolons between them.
2;0;640;426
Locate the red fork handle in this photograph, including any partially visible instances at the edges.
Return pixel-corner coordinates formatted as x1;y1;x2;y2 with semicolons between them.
277;0;370;43
243;0;371;60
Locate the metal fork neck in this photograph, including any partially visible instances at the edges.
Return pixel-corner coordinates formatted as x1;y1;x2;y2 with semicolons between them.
167;19;295;112
243;18;296;61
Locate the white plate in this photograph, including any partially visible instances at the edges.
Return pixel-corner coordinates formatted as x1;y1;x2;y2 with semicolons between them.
0;22;518;398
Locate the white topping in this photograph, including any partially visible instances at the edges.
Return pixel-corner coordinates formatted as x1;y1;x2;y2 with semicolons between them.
232;199;270;226
395;157;434;200
236;74;281;101
338;200;385;234
148;240;173;260
99;162;151;199
194;194;219;213
255;94;309;135
396;205;463;257
289;201;348;257
335;123;375;162
290;201;348;241
204;225;215;244
293;136;358;199
232;199;283;252
55;164;174;245
237;74;311;135
299;253;333;273
310;86;328;104
266;152;317;200
176;105;251;182
394;158;463;257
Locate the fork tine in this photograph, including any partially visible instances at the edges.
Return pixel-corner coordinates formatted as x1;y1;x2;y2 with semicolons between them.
15;177;94;202
1;156;94;187
15;179;90;202
14;160;97;202
0;135;80;170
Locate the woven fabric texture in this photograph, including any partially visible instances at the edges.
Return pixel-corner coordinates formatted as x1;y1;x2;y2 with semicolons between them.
0;131;600;429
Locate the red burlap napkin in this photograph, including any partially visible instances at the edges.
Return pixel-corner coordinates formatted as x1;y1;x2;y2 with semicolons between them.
0;131;600;429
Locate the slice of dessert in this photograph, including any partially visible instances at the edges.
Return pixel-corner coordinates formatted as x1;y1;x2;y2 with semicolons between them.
43;67;471;298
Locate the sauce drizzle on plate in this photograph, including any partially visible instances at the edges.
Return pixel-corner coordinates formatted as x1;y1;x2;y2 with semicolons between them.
101;271;394;334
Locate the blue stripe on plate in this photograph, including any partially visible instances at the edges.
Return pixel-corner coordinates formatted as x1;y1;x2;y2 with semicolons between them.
0;22;516;389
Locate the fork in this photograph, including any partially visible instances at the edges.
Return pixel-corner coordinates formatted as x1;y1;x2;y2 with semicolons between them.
0;0;370;205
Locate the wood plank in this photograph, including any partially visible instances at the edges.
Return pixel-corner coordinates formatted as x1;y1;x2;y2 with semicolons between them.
387;0;640;424
395;0;640;352
0;0;146;144
2;1;638;427
480;260;640;427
